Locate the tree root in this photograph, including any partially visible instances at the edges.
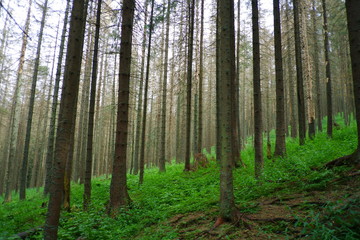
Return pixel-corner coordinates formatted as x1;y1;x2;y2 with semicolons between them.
325;150;360;169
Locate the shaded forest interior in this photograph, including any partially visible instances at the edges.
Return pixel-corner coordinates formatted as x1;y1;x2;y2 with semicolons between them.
0;0;360;239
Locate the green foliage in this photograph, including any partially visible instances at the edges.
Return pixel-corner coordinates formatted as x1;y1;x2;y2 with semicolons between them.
0;117;357;239
296;198;360;239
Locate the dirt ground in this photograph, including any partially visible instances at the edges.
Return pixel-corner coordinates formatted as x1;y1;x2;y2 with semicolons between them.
168;171;360;240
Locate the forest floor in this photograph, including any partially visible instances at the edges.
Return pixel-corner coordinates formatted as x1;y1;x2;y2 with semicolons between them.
1;118;360;239
164;168;360;239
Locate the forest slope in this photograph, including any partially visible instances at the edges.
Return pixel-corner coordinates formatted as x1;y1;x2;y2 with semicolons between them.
0;119;359;239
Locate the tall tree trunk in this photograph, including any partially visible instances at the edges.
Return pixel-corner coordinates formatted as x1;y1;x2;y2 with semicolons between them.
139;0;154;185
19;0;48;200
252;0;263;178
273;0;286;157
322;0;333;138
196;0;204;154
345;0;360;162
44;0;70;196
217;0;240;222
133;0;148;175
109;0;135;213
285;0;297;139
3;0;32;202
184;0;195;171
159;0;171;172
293;0;306;145
84;0;101;210
44;0;88;238
311;0;322;133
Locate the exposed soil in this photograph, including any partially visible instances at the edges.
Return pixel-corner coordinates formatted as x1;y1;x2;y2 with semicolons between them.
168;171;360;240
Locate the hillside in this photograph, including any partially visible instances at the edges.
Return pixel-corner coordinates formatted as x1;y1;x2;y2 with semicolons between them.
1;121;359;239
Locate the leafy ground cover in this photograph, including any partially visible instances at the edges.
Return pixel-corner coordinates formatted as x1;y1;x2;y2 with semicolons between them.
1;117;359;239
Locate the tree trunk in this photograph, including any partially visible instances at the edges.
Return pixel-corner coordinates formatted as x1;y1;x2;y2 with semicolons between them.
184;0;195;171
293;0;306;145
19;0;48;200
345;0;360;161
44;0;88;238
133;0;148;175
3;0;32;202
311;0;322;133
139;0;154;185
159;0;171;172
44;0;70;196
273;0;286;157
217;0;240;222
322;0;333;138
84;0;101;211
108;0;135;213
252;0;263;178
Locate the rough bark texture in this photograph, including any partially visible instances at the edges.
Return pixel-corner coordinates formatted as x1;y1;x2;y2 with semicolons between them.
44;0;88;238
159;0;171;172
139;0;154;185
311;0;322;133
252;0;263;178
217;0;239;221
322;0;333;138
345;0;360;162
293;0;306;145
133;0;148;175
109;0;135;212
185;0;195;171
84;0;101;210
3;0;32;202
19;0;48;200
44;0;70;197
273;0;286;157
197;0;204;154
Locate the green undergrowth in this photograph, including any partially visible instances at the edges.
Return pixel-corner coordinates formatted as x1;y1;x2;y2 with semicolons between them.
0;117;358;239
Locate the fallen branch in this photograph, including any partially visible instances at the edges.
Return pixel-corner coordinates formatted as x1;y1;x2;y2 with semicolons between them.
12;226;43;239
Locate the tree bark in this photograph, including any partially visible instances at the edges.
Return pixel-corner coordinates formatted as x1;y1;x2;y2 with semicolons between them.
139;0;154;185
322;0;333;138
3;0;32;202
84;0;101;210
44;0;70;196
19;0;48;200
252;0;263;178
293;0;306;145
44;0;88;238
273;0;286;157
217;0;239;221
109;0;135;213
345;0;360;162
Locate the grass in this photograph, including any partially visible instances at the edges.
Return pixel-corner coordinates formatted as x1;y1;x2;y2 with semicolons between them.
0;116;358;239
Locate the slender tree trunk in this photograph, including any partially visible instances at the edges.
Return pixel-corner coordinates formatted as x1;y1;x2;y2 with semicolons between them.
252;0;263;178
322;0;333;138
184;0;195;171
273;0;286;157
44;0;88;238
293;0;306;145
159;0;171;172
44;0;70;196
84;0;101;210
133;0;148;175
311;0;322;133
19;0;48;200
3;0;32;202
139;0;154;185
196;0;204;155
